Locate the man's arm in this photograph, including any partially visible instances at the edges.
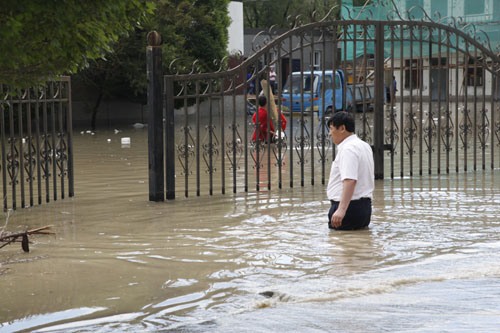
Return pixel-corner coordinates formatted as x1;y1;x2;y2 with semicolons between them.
331;179;356;228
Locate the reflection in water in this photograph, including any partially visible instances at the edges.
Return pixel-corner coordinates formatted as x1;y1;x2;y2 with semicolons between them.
1;129;500;332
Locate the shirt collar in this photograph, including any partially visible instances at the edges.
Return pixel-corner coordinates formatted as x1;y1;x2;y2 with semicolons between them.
337;133;356;149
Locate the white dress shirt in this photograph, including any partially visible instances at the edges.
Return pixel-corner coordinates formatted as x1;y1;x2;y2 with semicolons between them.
327;134;374;201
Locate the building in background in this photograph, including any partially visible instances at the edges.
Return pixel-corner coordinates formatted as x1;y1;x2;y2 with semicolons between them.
228;1;244;55
341;0;500;99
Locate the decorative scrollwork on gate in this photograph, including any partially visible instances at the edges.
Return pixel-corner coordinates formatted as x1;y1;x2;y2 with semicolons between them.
458;106;473;150
202;124;219;174
249;139;266;170
316;118;331;164
23;137;37;182
225;123;244;170
441;108;454;153
385;108;399;155
0;78;73;210
477;108;490;150
403;110;418;155
423;109;437;153
495;116;500;147
6;138;19;186
360;113;372;144
251;26;281;55
40;135;52;179
294;118;311;165
177;126;195;176
272;132;288;167
56;132;68;178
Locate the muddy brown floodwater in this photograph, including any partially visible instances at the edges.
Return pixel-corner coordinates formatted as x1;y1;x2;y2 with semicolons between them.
1;127;500;332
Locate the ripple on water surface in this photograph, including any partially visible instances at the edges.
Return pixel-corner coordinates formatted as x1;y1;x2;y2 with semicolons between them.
1;130;500;332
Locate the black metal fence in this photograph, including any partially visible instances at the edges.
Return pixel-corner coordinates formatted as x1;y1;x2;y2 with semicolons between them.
147;13;500;201
0;77;74;210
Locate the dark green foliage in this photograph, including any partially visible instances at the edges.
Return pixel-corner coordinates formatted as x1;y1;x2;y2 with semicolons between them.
158;0;230;73
74;0;230;126
0;0;153;88
243;0;341;28
353;0;373;6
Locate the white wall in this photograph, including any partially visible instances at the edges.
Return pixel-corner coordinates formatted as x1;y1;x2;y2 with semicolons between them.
227;1;244;55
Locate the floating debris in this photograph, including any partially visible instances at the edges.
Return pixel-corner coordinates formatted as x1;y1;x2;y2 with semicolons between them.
259;291;275;298
0;225;55;253
132;123;146;129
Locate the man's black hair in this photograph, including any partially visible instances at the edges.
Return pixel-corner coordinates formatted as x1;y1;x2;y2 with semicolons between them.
327;111;355;132
258;95;267;107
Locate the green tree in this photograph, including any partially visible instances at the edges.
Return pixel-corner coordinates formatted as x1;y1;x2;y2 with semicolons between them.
0;0;153;88
75;0;230;130
353;0;372;5
349;0;374;6
243;0;341;28
157;0;230;73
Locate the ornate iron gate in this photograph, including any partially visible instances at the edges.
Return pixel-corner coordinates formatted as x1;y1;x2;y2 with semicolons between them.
147;10;500;201
0;77;74;210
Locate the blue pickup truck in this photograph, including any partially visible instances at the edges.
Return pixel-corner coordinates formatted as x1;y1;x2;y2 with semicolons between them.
280;70;374;118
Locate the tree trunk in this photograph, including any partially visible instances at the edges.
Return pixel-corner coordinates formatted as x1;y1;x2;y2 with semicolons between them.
90;91;103;131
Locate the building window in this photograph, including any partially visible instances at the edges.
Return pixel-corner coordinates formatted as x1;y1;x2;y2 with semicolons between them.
467;58;484;86
406;0;424;18
431;0;447;17
465;1;485;15
404;59;423;89
367;56;375;68
313;50;321;70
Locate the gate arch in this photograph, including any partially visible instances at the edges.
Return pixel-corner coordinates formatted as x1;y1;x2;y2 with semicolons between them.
147;7;500;201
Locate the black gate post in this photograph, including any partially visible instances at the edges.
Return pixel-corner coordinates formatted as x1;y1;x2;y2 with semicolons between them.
165;76;175;200
373;22;385;179
66;78;74;198
147;31;165;201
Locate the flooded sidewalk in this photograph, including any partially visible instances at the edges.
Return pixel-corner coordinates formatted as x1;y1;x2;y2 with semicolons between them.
1;128;500;332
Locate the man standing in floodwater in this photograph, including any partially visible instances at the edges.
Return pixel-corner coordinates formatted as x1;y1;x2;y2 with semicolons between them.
327;111;374;230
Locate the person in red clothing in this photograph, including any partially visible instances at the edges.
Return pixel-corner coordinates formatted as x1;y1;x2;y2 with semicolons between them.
252;95;287;142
